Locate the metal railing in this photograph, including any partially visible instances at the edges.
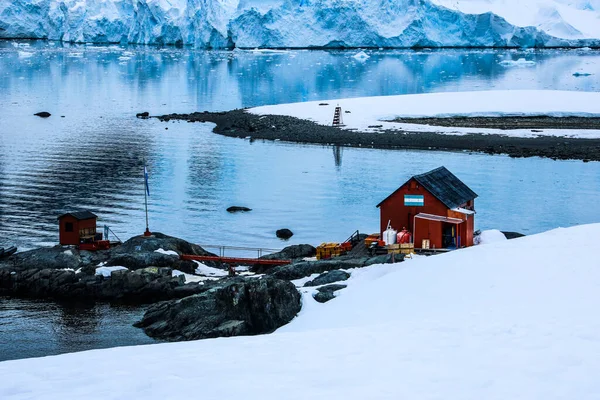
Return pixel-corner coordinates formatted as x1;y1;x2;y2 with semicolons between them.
197;244;282;259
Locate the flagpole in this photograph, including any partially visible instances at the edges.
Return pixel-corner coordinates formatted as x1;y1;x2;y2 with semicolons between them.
144;166;151;236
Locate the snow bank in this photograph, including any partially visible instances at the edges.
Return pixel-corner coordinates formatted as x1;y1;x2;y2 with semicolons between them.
1;0;600;47
154;248;178;256
95;266;127;277
249;90;600;139
2;223;600;399
193;261;228;277
475;229;508;245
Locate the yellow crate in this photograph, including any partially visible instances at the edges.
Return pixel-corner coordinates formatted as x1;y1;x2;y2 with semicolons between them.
387;244;401;250
400;243;414;249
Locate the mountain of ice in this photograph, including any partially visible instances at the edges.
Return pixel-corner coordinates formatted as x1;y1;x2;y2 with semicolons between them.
1;0;599;48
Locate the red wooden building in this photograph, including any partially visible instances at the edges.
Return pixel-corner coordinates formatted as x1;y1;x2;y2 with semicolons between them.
377;167;478;249
58;211;99;246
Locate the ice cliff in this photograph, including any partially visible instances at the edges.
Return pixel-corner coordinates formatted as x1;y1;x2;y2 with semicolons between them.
1;0;599;48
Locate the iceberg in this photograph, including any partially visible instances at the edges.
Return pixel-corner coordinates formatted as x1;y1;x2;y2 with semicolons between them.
1;0;600;48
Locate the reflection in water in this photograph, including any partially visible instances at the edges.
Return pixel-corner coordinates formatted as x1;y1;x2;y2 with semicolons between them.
333;145;343;168
0;297;156;361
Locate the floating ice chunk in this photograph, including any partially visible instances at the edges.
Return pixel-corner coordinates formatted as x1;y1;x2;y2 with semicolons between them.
499;58;536;67
352;51;370;61
17;51;33;59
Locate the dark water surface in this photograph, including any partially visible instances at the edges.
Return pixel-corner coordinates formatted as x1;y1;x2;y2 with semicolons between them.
0;297;156;361
1;43;600;360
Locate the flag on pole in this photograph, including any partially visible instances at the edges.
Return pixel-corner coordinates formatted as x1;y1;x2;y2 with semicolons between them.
144;166;150;196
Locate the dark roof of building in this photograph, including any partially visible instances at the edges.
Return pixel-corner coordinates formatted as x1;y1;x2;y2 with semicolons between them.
57;211;98;221
377;166;477;209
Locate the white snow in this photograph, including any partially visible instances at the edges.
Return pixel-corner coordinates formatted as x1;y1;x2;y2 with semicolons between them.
193;261;228;277
2;223;600;399
249;90;600;139
1;0;599;47
94;266;128;277
172;269;208;284
154;248;179;256
475;229;509;245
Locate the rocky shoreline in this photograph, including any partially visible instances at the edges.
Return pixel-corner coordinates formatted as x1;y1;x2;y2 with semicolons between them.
0;233;408;341
155;110;600;162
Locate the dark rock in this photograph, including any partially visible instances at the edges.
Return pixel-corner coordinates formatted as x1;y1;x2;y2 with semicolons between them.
108;232;218;273
260;244;316;261
318;103;329;106
252;244;316;274
227;206;252;213
135;276;301;341
501;231;526;240
345;110;351;113
313;291;335;303
312;284;347;303
34;112;51;118
136;111;150;119
304;270;350;287
316;284;347;293
368;125;384;128
0;265;198;304
269;253;403;281
276;229;294;240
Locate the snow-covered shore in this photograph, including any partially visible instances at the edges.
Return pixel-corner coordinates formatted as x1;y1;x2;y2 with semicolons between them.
249;90;600;138
2;223;599;399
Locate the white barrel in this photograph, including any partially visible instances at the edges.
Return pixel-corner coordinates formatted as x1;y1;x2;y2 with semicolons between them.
384;227;397;245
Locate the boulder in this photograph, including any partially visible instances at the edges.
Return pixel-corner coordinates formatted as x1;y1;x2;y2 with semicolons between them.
313;291;335;303
304;270;350;287
0;265;202;304
227;206;252;213
108;232;218;273
276;229;294;239
269;253;403;281
260;244;316;261
135;276;301;341
0;246;108;272
502;231;526;240
34;111;51;118
316;284;348;293
136;111;150;118
312;283;347;303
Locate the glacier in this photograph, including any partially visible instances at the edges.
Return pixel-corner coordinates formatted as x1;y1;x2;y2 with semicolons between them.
1;0;600;48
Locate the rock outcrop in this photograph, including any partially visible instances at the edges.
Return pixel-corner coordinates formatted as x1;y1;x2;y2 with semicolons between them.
268;254;404;281
135;276;301;341
304;270;350;287
313;284;348;303
226;206;252;213
260;244;316;262
276;229;294;240
0;233;218;302
0;266;205;304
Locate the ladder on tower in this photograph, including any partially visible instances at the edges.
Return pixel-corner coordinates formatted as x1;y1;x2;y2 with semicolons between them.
332;104;344;127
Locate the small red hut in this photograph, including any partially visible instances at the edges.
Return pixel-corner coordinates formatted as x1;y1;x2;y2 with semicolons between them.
58;211;99;246
377;167;477;249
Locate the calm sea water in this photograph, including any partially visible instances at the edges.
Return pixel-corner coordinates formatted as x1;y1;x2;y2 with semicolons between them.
1;42;600;361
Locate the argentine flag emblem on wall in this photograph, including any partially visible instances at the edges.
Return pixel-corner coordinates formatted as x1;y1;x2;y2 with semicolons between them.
404;194;424;206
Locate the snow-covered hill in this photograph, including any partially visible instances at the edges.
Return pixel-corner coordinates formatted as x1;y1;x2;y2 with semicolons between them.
1;223;599;399
1;0;600;48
